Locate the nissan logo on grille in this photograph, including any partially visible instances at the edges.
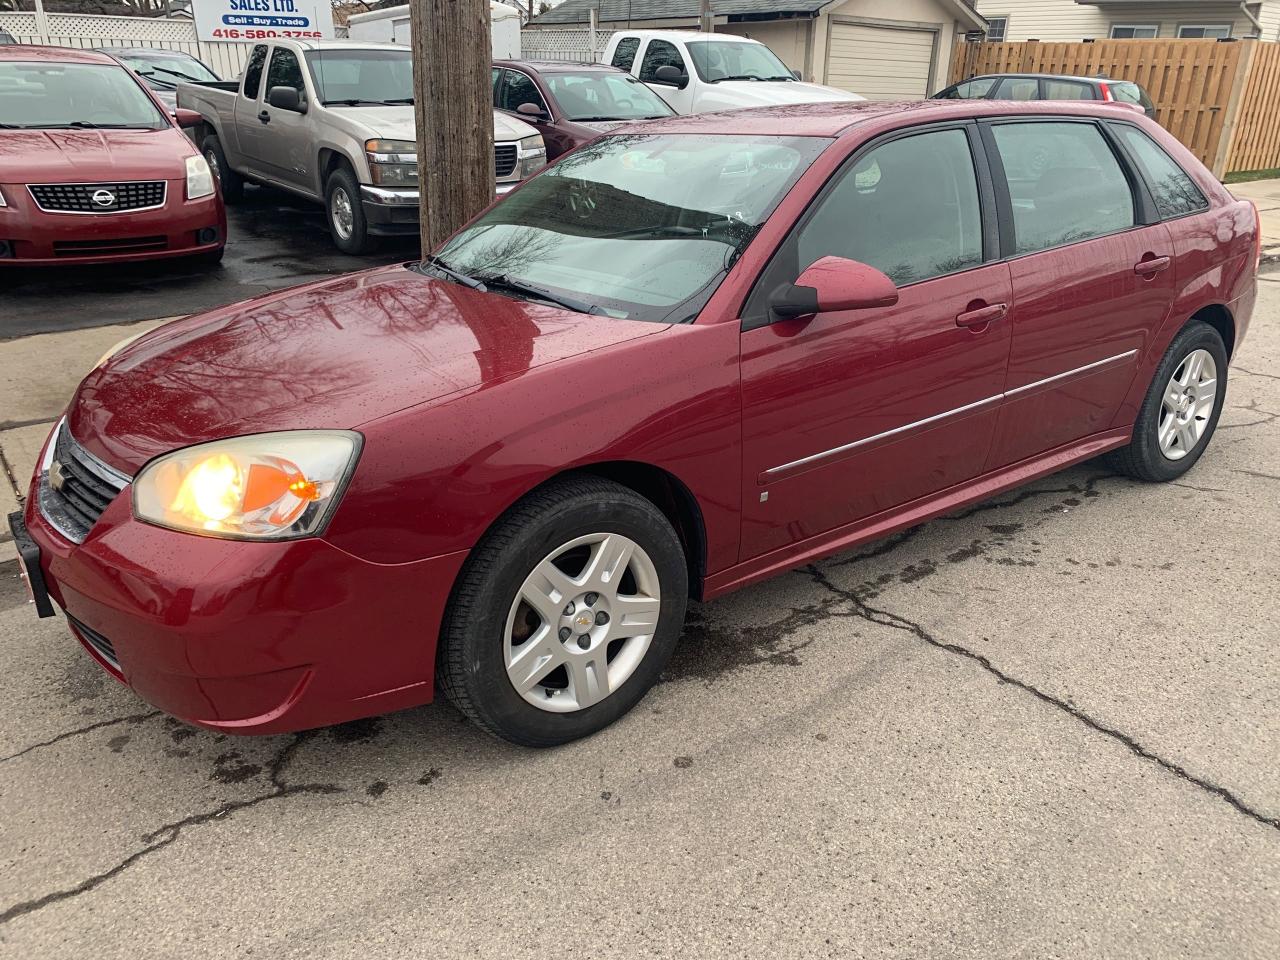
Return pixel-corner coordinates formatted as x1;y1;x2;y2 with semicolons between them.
91;189;116;208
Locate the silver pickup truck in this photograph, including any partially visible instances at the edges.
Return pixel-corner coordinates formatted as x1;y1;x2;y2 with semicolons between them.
178;39;546;253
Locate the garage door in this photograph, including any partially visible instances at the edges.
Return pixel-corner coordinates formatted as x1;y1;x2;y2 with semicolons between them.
826;21;936;100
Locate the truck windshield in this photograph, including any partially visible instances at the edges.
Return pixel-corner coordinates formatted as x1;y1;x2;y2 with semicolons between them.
0;61;167;129
305;49;414;105
544;71;673;121
686;41;794;83
427;133;829;323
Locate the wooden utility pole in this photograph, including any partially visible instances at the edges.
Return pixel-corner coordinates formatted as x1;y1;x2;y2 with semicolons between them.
410;0;495;253
700;0;713;33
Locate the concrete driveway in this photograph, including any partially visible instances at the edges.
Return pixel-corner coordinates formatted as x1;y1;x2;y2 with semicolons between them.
0;282;1277;957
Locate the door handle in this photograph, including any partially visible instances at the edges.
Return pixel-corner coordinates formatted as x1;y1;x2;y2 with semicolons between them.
258;110;271;124
955;302;1007;329
1134;255;1171;276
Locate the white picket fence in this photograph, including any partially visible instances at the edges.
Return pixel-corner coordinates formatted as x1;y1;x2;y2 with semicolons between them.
519;27;600;63
0;12;256;79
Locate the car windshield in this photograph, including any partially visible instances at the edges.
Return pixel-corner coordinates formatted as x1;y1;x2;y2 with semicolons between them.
305;49;414;105
686;41;794;82
544;71;673;120
428;133;828;323
0;61;167;129
117;54;218;89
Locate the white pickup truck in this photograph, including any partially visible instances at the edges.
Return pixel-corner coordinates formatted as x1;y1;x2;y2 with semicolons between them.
178;39;546;253
601;31;861;114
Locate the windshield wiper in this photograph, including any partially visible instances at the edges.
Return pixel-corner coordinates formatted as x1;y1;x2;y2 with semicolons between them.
419;255;484;290
323;98;411;106
761;76;795;81
135;70;178;89
148;65;209;83
381;97;414;105
482;275;604;315
712;74;764;83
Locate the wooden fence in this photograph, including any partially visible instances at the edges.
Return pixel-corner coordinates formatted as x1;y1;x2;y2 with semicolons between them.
950;38;1280;178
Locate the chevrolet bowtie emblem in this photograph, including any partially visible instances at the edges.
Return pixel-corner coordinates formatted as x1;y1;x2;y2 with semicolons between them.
49;460;67;493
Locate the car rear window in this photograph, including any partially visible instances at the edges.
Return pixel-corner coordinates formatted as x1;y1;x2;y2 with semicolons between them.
1111;124;1208;218
1042;79;1095;101
992;121;1135;254
1110;81;1154;112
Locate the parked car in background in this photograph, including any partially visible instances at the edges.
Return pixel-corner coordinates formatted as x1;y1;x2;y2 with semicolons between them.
603;30;861;114
178;39;546;253
0;46;225;268
493;59;674;161
10;99;1256;747
934;73;1157;120
96;47;220;112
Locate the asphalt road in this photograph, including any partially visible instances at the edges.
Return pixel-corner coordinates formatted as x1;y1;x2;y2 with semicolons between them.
1;185;417;340
0;283;1278;957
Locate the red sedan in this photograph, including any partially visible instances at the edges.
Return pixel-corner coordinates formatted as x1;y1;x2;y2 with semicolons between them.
10;100;1257;746
0;46;225;268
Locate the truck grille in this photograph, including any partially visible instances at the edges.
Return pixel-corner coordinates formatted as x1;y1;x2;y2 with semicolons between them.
37;423;131;544
29;181;167;214
494;144;518;178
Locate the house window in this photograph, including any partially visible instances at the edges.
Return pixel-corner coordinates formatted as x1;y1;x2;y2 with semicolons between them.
985;16;1008;42
1177;24;1232;38
1110;24;1159;39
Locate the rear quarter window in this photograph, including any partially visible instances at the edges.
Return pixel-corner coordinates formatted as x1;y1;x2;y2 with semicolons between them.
1111;124;1208;218
611;37;641;72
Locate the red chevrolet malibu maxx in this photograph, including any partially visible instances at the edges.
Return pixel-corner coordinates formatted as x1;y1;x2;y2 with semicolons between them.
0;46;226;267
10;100;1256;746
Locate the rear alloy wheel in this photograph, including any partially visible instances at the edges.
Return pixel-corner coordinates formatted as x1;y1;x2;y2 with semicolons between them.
1109;321;1228;482
438;476;688;747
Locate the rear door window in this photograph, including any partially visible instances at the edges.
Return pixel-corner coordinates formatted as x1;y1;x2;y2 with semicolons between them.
611;36;641;72
639;39;686;83
242;44;267;100
991;121;1135;254
995;77;1039;100
940;77;998;99
1111;124;1208;218
1041;79;1095;100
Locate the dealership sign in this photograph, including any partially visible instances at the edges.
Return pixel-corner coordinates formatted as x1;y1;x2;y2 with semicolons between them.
193;0;335;42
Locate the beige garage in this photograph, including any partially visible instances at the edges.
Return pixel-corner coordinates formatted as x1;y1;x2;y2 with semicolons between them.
825;19;940;99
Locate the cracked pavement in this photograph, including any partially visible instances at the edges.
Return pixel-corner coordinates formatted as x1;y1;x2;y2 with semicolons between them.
2;287;1278;958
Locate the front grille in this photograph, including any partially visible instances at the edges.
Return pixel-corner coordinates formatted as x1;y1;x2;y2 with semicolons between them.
37;424;131;544
494;143;518;178
54;236;167;256
67;615;120;671
29;181;167;214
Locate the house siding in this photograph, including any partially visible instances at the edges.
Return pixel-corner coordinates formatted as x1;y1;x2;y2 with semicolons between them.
973;1;1265;42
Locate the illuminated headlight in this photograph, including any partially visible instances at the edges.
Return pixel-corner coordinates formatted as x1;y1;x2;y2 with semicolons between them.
185;154;215;200
133;431;362;540
518;134;547;177
366;138;418;186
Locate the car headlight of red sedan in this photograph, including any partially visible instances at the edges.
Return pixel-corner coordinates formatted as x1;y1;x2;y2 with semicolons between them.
132;430;362;540
185;154;215;200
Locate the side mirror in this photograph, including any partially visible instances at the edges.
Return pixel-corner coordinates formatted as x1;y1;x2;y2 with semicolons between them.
770;256;898;319
654;65;688;88
172;107;202;128
791;69;803;80
516;101;545;118
267;85;304;112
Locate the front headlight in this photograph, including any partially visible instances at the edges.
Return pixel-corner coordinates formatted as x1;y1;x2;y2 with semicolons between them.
133;431;362;540
518;134;547;177
185;154;215;200
366;138;418;187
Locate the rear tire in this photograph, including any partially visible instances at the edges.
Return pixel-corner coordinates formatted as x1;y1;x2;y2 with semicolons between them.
201;135;243;204
1109;320;1228;482
437;475;689;747
325;166;375;255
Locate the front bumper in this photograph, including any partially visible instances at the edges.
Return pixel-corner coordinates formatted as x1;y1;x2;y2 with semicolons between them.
15;439;467;734
0;180;226;267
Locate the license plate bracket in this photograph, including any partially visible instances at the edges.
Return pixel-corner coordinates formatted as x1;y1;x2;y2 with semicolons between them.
7;511;55;618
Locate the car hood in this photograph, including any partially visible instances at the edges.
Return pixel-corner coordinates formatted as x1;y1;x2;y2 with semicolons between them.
328;105;539;143
701;80;863;108
0;127;193;183
68;264;666;474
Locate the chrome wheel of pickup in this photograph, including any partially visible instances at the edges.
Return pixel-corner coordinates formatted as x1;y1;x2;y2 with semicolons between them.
330;186;355;241
1159;348;1218;460
504;532;662;713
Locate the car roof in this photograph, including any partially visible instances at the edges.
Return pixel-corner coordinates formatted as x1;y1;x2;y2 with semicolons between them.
95;47;202;58
614;29;759;43
964;73;1132;85
0;44;119;64
624;98;1153;138
495;59;627;73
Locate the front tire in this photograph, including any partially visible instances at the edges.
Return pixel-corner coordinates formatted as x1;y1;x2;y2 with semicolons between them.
201;135;243;204
437;476;689;747
324;166;375;255
1109;320;1228;481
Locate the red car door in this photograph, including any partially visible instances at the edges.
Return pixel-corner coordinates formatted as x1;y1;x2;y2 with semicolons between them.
981;118;1177;467
738;124;1013;561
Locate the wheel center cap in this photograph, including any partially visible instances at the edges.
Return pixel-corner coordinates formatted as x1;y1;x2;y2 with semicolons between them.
574;612;593;629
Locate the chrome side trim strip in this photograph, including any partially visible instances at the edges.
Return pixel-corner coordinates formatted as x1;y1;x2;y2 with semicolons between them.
763;349;1139;479
1003;349;1137;398
763;393;1003;478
